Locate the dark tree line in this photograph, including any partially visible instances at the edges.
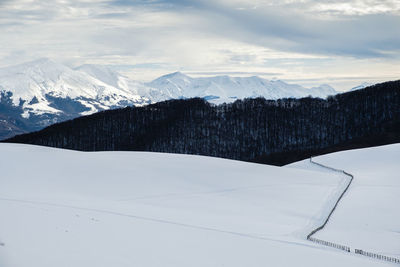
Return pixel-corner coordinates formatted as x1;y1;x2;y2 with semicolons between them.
5;80;400;165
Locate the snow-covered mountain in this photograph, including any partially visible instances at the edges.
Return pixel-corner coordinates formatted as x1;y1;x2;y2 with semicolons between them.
146;72;337;104
0;58;147;118
0;58;338;139
0;58;338;115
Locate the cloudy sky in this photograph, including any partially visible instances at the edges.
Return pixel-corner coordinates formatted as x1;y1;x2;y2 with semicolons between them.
0;0;399;90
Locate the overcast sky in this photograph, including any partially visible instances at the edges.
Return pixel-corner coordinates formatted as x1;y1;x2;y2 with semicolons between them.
0;0;399;90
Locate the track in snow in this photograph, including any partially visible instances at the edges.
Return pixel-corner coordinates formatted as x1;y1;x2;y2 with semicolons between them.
0;197;314;249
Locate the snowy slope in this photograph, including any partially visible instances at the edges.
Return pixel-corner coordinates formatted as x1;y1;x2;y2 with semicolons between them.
75;64;126;90
289;144;400;258
0;58;147;117
75;64;161;104
0;143;389;267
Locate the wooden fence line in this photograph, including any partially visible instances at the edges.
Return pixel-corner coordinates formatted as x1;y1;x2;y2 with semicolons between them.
308;237;350;252
306;157;354;240
306;157;400;265
355;249;400;264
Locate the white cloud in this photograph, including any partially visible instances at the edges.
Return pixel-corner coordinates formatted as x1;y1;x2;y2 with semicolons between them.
0;0;398;90
311;0;400;16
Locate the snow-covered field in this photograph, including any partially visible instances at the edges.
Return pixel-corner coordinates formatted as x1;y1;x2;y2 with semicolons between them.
291;144;400;259
0;143;397;267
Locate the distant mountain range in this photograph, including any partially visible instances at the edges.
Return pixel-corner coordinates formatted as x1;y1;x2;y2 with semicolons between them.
0;58;354;139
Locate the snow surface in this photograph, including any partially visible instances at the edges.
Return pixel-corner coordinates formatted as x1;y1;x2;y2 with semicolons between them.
290;144;400;259
0;143;392;267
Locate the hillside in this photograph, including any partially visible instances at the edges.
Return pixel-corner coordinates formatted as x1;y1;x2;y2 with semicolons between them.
289;144;400;259
0;143;395;267
5;80;400;166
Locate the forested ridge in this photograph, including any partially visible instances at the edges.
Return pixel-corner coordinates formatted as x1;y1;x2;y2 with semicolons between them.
4;80;400;165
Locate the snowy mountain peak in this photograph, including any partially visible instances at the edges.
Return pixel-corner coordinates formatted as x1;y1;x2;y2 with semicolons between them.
150;71;192;84
146;72;337;103
0;59;147;118
164;71;188;78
